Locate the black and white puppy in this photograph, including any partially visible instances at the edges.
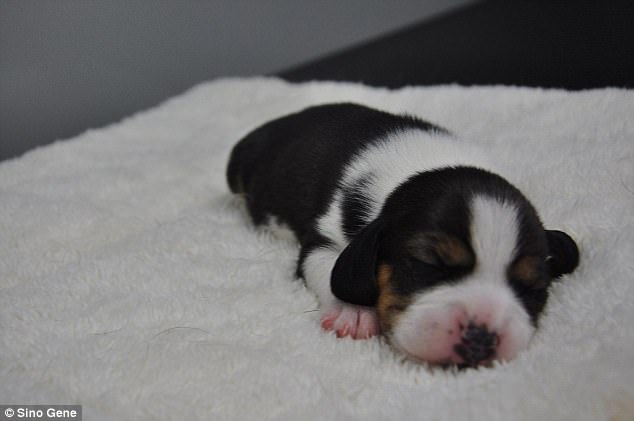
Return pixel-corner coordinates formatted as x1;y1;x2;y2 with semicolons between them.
226;103;579;367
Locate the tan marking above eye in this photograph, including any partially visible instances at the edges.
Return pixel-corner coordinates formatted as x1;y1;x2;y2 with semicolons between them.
407;232;474;267
510;256;547;288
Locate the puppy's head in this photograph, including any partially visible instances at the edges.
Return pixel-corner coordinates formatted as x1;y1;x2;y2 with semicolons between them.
331;167;579;367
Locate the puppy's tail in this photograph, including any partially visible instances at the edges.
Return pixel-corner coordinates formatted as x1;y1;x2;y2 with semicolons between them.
226;127;266;194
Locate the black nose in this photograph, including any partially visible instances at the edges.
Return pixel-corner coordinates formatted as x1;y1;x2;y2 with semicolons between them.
454;323;498;366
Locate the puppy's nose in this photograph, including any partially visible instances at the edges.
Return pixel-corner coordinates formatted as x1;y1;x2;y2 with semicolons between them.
453;323;498;366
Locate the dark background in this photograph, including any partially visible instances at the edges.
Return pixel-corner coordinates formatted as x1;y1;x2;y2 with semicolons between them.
282;0;634;90
1;0;632;162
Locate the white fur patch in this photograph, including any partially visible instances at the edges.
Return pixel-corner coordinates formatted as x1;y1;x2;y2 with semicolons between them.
316;128;496;248
470;195;519;281
316;191;347;249
263;215;298;243
342;129;495;217
302;246;340;308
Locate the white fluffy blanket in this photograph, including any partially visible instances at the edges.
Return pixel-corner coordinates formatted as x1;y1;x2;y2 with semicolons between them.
1;78;633;421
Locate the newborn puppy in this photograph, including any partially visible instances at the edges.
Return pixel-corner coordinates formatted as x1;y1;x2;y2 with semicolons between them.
226;103;579;367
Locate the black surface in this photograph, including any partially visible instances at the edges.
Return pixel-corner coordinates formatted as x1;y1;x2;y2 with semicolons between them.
280;0;634;90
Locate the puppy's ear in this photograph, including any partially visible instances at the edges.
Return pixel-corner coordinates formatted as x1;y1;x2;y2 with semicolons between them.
546;230;580;278
331;217;384;307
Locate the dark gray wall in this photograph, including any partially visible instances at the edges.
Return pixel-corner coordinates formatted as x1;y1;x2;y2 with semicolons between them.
0;0;475;161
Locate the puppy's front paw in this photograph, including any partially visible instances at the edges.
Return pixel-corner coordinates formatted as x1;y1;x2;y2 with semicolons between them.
320;304;379;339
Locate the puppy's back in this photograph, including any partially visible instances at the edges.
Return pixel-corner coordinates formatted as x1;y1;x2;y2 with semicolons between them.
226;103;440;241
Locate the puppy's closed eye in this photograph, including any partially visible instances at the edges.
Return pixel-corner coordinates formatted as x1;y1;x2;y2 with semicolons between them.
407;232;474;269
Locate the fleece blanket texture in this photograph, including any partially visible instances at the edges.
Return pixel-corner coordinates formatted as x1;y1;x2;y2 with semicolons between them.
1;78;633;421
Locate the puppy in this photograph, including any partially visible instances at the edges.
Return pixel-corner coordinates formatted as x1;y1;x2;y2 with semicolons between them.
226;103;579;367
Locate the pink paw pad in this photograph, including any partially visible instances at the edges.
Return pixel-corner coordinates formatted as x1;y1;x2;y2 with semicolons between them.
320;305;379;339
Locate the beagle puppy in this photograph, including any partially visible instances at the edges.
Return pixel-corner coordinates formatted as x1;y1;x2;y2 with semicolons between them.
226;103;579;367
